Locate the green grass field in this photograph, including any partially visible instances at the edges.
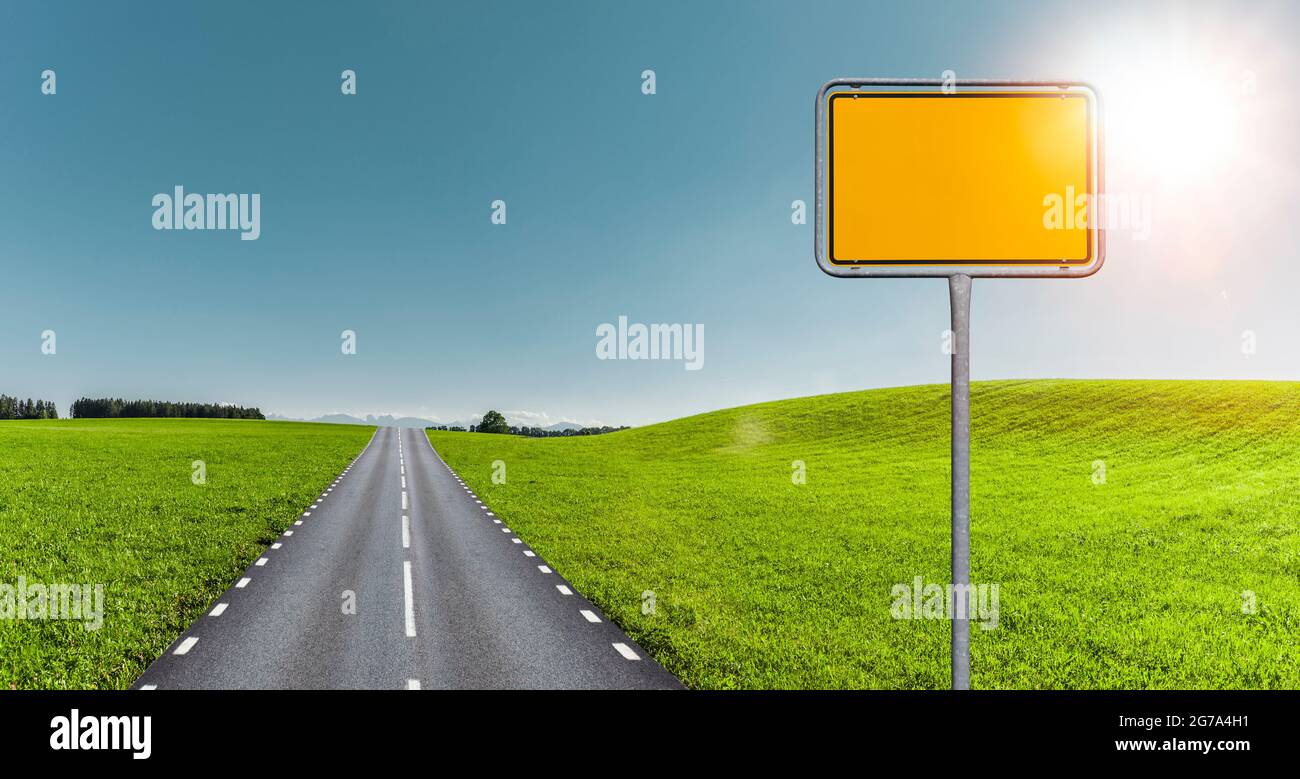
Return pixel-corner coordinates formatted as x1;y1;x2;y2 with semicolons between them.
0;418;373;689
429;380;1300;690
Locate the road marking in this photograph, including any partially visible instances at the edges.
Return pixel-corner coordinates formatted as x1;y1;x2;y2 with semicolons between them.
493;519;501;524
271;543;282;549
556;585;572;595
403;561;416;638
475;500;482;505
480;506;488;511
407;679;421;690
612;643;641;660
580;610;601;623
304;512;311;516
401;466;405;475
402;476;406;489
210;603;229;616
310;504;318;509
236;578;251;588
511;538;522;544
537;565;551;573
402;515;410;549
140;684;157;690
255;558;268;566
174;637;199;656
486;512;495;517
284;530;294;536
402;491;408;510
294;520;302;526
524;550;535;557
502;528;512;534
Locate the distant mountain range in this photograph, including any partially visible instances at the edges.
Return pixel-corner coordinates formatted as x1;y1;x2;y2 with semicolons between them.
266;413;440;428
266;414;590;431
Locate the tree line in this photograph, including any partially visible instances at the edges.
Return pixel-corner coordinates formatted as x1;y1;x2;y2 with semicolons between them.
0;395;59;419
69;398;264;420
427;409;628;437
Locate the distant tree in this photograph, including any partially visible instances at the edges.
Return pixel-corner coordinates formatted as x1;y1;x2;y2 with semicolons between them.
0;394;59;420
68;397;264;420
478;410;509;434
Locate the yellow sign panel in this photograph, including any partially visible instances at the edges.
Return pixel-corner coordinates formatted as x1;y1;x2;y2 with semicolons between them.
827;90;1096;268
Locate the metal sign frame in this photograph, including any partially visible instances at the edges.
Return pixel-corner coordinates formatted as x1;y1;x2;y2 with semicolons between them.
814;78;1105;279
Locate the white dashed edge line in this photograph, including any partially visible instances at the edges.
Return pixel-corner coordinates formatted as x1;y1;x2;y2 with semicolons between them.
612;643;640;660
173;637;199;656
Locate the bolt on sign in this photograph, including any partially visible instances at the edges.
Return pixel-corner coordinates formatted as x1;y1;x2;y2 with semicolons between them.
816;79;1104;277
813;79;1104;690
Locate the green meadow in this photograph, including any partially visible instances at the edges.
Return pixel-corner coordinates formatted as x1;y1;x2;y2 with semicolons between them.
428;380;1300;690
0;419;372;689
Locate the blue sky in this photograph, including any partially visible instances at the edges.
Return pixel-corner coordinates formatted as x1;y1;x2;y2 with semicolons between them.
1;1;1297;426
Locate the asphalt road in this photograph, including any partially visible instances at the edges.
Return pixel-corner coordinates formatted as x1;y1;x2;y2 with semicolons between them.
134;426;681;689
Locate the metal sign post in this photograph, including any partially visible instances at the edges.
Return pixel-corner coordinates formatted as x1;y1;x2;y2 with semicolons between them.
948;273;971;689
815;78;1103;690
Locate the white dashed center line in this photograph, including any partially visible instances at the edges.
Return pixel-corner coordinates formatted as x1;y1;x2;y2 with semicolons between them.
174;637;199;656
402;515;410;549
402;491;408;510
403;561;416;638
407;679;421;690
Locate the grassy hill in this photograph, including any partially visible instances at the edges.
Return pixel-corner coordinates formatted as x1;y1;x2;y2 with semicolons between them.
0;418;373;689
428;380;1300;689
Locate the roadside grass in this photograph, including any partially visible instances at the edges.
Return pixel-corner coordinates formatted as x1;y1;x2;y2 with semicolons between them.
0;418;373;689
428;380;1300;689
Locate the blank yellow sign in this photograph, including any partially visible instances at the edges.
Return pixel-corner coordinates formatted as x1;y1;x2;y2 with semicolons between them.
829;91;1093;265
